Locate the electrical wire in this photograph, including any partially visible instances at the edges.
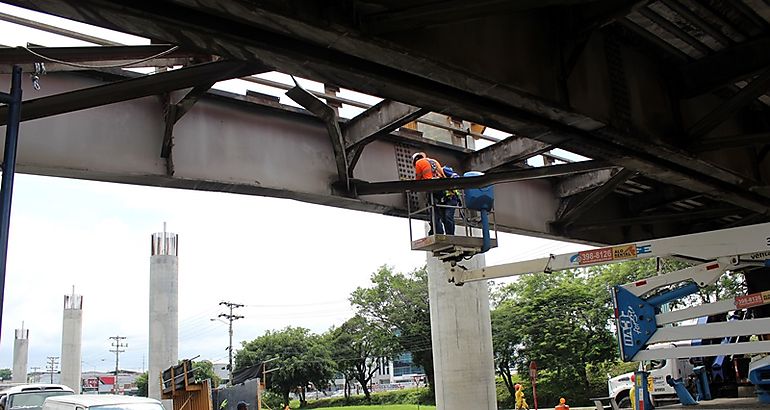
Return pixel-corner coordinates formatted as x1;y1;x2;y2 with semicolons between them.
20;44;180;69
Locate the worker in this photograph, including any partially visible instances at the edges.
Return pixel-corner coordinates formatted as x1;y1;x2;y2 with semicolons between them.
555;397;569;410
515;384;529;410
412;152;447;235
440;165;462;235
236;402;248;410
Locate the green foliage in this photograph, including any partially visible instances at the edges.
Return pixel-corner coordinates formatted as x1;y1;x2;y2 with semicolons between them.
235;326;336;407
301;387;434;408
350;266;433;391
0;368;11;381
328;315;398;400
492;269;616;405
135;372;149;397
260;391;286;409
193;360;222;387
306;406;434;410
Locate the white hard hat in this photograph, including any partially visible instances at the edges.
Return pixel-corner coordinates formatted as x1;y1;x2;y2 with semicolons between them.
411;152;426;164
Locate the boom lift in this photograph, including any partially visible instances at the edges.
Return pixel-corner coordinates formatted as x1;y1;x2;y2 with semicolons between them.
446;222;770;363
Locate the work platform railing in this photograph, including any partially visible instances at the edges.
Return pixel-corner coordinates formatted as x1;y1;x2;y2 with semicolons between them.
407;192;498;264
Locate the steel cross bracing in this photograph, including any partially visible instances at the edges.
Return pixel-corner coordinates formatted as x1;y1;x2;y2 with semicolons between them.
450;221;770;361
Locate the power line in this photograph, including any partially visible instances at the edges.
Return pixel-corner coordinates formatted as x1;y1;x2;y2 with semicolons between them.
216;301;243;385
46;356;59;383
109;336;127;393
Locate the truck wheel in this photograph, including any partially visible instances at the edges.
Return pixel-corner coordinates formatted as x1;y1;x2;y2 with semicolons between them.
618;396;631;409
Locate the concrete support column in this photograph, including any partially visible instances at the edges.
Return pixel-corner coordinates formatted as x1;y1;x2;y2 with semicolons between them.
149;227;178;409
12;326;28;383
427;250;496;409
60;293;83;392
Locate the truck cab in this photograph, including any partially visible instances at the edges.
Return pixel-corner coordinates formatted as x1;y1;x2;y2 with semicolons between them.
608;345;694;407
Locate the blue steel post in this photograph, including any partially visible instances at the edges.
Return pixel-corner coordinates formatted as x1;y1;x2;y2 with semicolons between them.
0;65;23;344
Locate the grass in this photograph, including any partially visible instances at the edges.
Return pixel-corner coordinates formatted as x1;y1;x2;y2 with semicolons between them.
307;406;435;410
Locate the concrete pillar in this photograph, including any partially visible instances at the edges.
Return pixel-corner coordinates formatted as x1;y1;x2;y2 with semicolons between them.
427;248;496;409
60;292;83;391
12;326;28;383
149;226;178;408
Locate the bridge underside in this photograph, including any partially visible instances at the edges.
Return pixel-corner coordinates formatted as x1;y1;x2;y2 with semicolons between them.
2;0;770;245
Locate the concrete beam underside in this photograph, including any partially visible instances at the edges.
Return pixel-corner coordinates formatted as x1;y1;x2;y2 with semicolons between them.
0;72;561;240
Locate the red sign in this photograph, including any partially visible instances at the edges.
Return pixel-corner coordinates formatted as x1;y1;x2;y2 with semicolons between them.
83;378;98;388
578;248;613;264
736;292;765;309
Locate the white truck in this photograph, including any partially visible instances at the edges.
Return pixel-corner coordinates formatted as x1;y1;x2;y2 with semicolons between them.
607;349;694;408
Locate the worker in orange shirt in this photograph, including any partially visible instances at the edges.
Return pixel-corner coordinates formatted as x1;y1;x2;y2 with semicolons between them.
555;397;569;410
412;152;448;235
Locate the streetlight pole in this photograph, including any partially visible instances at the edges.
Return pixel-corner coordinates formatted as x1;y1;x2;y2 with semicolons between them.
216;301;243;385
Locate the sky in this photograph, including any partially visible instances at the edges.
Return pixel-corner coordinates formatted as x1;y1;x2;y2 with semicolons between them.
0;3;591;373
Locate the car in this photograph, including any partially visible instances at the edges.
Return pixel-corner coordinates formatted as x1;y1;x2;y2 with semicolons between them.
0;384;74;410
43;395;164;410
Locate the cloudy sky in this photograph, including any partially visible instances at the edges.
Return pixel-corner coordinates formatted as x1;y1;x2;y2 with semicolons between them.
0;3;590;373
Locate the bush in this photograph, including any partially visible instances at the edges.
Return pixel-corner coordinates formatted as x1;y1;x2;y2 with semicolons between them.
301;387;434;408
261;391;286;409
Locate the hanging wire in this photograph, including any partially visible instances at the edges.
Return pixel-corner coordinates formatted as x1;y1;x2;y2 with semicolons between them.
19;45;180;69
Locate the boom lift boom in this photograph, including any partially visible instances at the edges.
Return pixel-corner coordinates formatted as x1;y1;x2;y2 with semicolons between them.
448;222;770;362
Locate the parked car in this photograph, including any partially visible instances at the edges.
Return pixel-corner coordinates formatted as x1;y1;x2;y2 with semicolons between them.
43;395;163;410
0;384;74;410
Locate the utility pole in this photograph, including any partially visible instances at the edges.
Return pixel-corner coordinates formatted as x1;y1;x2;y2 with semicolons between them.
218;301;244;385
109;336;127;394
46;356;59;383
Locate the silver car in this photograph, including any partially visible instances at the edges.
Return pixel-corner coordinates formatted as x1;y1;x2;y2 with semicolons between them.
43;395;163;410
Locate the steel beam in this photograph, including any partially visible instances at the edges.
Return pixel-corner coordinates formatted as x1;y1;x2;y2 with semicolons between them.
286;84;350;192
343;100;427;151
465;133;553;171
687;67;770;137
0;10;119;46
556;168;636;225
567;207;741;231
555;169;615;197
354;160;615;195
0;60;269;125
161;81;214;167
0;66;22;345
679;36;770;97
691;132;770;152
362;0;600;34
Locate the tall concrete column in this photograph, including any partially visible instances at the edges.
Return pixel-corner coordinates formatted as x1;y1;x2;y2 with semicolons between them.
427;248;496;409
60;292;83;392
149;226;178;407
12;325;28;383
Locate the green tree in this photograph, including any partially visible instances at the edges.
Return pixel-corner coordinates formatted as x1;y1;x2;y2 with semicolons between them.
0;368;11;381
193;360;222;387
135;372;148;397
350;265;434;391
492;270;616;404
235;327;335;407
329;315;397;400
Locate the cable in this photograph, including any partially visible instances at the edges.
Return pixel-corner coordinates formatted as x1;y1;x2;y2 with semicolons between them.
19;45;180;69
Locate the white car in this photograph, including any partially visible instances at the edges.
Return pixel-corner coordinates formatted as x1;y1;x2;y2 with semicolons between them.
43;395;163;410
0;384;74;410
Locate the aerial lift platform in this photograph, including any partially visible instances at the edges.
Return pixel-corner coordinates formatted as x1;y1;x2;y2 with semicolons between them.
437;221;770;404
408;171;498;263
